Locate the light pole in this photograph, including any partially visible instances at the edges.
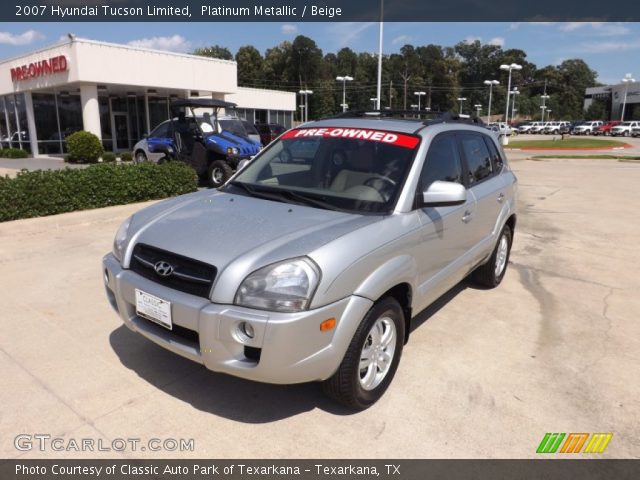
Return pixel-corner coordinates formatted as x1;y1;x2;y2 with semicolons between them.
621;73;636;121
540;94;550;122
483;79;499;123
299;89;313;122
376;0;384;110
336;75;354;112
500;63;522;144
547;110;552;121
457;97;467;114
510;87;520;121
540;105;547;122
474;104;482;117
370;97;378;110
298;104;305;124
414;91;426;111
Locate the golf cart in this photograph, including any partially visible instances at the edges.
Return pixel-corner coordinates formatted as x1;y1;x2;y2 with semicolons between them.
135;99;261;187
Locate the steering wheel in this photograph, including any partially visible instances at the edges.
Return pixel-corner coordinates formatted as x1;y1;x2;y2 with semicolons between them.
363;176;396;201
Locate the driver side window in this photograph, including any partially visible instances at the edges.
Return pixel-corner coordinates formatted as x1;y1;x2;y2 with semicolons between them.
419;134;463;191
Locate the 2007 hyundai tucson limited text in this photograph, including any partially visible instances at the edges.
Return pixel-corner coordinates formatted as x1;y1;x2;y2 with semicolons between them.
103;112;517;409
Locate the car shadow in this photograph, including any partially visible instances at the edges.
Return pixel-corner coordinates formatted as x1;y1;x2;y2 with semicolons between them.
109;325;356;423
109;277;475;423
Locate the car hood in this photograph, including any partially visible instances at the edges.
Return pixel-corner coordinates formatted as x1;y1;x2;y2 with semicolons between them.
127;189;381;285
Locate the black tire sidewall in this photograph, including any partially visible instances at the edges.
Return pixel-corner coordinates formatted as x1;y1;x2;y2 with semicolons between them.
492;225;513;285
208;160;232;188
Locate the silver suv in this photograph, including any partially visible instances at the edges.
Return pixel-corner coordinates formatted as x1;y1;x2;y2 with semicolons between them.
103;113;518;409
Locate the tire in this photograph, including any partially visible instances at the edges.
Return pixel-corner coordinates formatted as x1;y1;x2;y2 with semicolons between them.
207;160;233;188
134;150;147;164
472;224;513;288
322;297;405;410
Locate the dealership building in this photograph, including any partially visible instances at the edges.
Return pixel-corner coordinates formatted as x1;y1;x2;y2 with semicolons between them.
584;81;640;120
0;37;296;156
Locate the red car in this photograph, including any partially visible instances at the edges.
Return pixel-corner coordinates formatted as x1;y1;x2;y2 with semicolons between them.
593;120;621;136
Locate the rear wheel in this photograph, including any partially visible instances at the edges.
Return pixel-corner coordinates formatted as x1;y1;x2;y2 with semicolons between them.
322;297;405;410
207;160;233;188
472;224;513;288
134;150;147;164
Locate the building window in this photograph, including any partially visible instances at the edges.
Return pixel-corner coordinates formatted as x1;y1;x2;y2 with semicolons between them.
57;92;83;153
32;93;61;154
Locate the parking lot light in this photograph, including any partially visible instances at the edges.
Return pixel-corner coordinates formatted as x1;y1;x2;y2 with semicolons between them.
457;97;467;114
474;104;482;117
621;73;636;121
483;79;499;123
500;63;522;144
540;94;550;122
299;89;313;122
414;91;426;111
510;88;520;121
370;97;378;110
336;75;354;113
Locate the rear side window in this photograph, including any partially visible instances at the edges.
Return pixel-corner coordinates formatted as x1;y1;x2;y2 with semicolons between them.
482;135;504;172
419;134;463;190
150;122;171;138
459;133;493;184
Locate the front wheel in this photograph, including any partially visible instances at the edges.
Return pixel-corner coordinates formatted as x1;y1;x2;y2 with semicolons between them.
207;160;233;188
322;297;405;410
134;151;147;164
472;224;513;288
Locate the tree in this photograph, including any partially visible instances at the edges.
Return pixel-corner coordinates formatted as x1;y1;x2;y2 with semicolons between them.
235;46;263;86
290;35;323;89
193;45;233;60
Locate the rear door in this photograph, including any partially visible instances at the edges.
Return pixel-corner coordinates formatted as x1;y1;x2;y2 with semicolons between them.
457;131;506;264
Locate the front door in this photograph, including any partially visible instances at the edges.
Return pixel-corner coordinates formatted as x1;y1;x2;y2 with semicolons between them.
112;112;130;151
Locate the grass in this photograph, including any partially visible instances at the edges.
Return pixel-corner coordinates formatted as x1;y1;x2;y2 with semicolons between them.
504;138;628;149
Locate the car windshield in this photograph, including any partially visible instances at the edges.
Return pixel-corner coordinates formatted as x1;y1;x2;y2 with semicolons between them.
219;119;248;137
225;127;420;214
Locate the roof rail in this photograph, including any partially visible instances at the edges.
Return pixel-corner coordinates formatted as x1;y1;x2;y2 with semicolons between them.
328;109;485;126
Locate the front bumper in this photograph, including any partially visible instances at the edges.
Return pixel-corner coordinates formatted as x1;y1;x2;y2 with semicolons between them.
103;253;373;384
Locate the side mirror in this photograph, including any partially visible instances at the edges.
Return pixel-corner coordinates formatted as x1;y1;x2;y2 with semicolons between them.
421;181;466;207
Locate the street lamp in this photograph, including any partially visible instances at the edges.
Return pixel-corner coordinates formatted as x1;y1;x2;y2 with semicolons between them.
500;63;522;144
336;75;354;112
547;109;552;121
370;97;378;110
457;97;467;114
414;91;426;110
540;105;547;122
299;89;313;122
621;73;636;121
483;79;499;123
510;88;520;121
474;104;482;117
540;94;550;122
298;104;305;123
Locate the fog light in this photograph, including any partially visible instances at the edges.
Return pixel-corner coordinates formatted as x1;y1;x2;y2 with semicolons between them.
240;321;255;339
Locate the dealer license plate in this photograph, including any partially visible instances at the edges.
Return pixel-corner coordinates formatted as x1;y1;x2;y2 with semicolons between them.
135;289;172;330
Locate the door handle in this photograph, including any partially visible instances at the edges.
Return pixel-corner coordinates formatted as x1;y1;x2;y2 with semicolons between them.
462;211;472;223
497;193;505;203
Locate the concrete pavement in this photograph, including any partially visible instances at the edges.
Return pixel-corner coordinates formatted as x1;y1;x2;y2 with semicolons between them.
1;157;639;459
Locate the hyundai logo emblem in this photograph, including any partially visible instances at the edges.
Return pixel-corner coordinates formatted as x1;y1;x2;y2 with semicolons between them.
154;261;174;277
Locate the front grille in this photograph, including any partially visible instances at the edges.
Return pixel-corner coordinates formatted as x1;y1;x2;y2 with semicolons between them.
130;243;216;298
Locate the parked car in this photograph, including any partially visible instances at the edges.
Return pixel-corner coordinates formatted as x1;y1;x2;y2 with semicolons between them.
104;112;518;409
529;122;551;134
517;121;541;134
572;120;604;135
610;121;640;137
1;130;29;148
631;126;640;138
255;122;285;146
488;122;512;136
542;121;570;135
241;120;262;145
593;121;621;136
132;99;261;187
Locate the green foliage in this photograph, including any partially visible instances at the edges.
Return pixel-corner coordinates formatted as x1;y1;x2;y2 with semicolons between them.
585;100;608;121
65;131;104;164
102;152;116;163
0;148;29;158
193;45;233;60
0;162;198;222
120;152;132;162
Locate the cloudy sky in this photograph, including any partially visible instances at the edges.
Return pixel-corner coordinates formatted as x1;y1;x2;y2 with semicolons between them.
0;22;637;85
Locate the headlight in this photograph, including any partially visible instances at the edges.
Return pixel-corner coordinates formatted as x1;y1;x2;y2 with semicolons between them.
112;216;132;262
235;258;320;313
226;147;239;155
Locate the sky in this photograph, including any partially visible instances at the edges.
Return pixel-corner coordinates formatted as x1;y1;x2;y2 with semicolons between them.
0;21;638;85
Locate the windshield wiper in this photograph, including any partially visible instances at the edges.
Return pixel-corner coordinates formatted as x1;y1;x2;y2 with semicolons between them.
228;182;344;212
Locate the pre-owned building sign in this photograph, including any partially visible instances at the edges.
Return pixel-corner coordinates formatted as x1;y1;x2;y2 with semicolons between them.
10;55;68;81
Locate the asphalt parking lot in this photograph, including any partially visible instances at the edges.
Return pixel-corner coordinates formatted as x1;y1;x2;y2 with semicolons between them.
1;155;639;459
